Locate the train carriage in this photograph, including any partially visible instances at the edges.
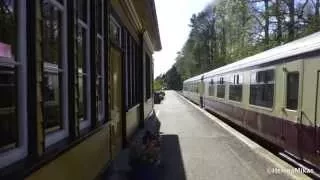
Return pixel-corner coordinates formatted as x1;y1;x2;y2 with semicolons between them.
183;32;320;170
0;0;161;179
183;74;204;105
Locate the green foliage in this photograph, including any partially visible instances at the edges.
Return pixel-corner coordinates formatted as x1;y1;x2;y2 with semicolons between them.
153;75;165;91
162;66;183;90
164;0;320;86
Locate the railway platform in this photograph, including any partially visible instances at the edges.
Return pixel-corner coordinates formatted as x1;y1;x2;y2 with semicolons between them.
105;91;311;180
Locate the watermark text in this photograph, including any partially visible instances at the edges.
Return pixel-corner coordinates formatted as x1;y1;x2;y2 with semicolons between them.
267;167;314;175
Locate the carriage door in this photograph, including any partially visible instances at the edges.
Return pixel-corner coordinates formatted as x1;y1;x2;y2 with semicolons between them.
200;76;204;107
110;47;123;159
282;60;303;155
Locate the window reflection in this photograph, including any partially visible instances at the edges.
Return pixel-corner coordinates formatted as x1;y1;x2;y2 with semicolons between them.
96;4;104;121
0;0;16;58
0;0;18;152
77;26;86;72
96;38;103;119
78;74;86;121
217;77;225;98
41;1;63;133
76;26;87;121
110;18;121;45
77;0;87;22
229;85;242;101
96;79;102;119
96;0;102;34
286;72;299;110
229;74;242;102
250;70;275;108
209;79;214;96
42;2;62;65
43;71;62;132
0;66;17;151
96;39;102;76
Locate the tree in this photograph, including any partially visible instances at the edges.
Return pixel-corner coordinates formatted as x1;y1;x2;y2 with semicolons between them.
275;0;283;44
153;74;165;91
169;0;320;86
264;0;270;47
164;66;183;90
287;0;295;41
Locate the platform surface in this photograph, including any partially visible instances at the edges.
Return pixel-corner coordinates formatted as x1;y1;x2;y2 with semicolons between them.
155;91;305;180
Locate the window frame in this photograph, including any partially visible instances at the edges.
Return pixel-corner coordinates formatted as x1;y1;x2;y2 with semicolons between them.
0;0;28;168
76;0;92;130
76;24;89;124
229;73;243;102
208;78;215;97
285;71;299;110
128;34;132;107
249;67;276;110
132;42;136;105
131;38;136;104
216;76;225;99
122;30;128;110
124;31;140;109
145;53;151;100
42;0;69;148
43;62;63;134
96;0;105;122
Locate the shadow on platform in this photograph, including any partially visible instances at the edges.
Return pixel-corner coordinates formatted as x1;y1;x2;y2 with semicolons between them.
160;134;186;180
103;115;186;180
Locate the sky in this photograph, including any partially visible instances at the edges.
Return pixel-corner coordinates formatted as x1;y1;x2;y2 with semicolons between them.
153;0;213;78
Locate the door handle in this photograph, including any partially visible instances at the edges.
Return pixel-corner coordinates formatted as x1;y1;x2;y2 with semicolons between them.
297;110;303;123
281;107;288;115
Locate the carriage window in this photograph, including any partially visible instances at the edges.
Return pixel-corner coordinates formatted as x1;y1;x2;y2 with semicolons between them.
250;69;274;108
217;77;225;98
0;0;18;152
286;72;299;110
209;79;215;96
229;74;242;102
195;83;197;93
42;1;65;134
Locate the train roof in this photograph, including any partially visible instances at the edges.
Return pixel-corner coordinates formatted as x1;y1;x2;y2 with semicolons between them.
184;31;320;83
184;74;203;83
